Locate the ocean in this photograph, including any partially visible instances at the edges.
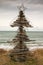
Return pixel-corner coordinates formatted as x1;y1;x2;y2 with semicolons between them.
0;31;43;50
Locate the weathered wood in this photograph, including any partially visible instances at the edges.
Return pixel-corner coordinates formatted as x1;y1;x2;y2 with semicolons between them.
9;10;33;62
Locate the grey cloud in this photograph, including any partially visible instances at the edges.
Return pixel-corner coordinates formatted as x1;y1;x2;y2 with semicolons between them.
0;0;43;4
27;0;43;4
0;4;17;11
0;0;43;12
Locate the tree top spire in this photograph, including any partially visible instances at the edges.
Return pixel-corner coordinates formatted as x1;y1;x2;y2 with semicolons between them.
17;4;26;11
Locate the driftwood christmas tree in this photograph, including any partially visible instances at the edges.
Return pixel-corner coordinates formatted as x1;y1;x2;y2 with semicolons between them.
9;9;33;62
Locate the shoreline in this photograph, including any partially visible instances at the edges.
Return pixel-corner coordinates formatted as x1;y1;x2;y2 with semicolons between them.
0;44;43;51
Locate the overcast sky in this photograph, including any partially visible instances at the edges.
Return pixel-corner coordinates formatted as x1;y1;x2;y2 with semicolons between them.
0;0;43;31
